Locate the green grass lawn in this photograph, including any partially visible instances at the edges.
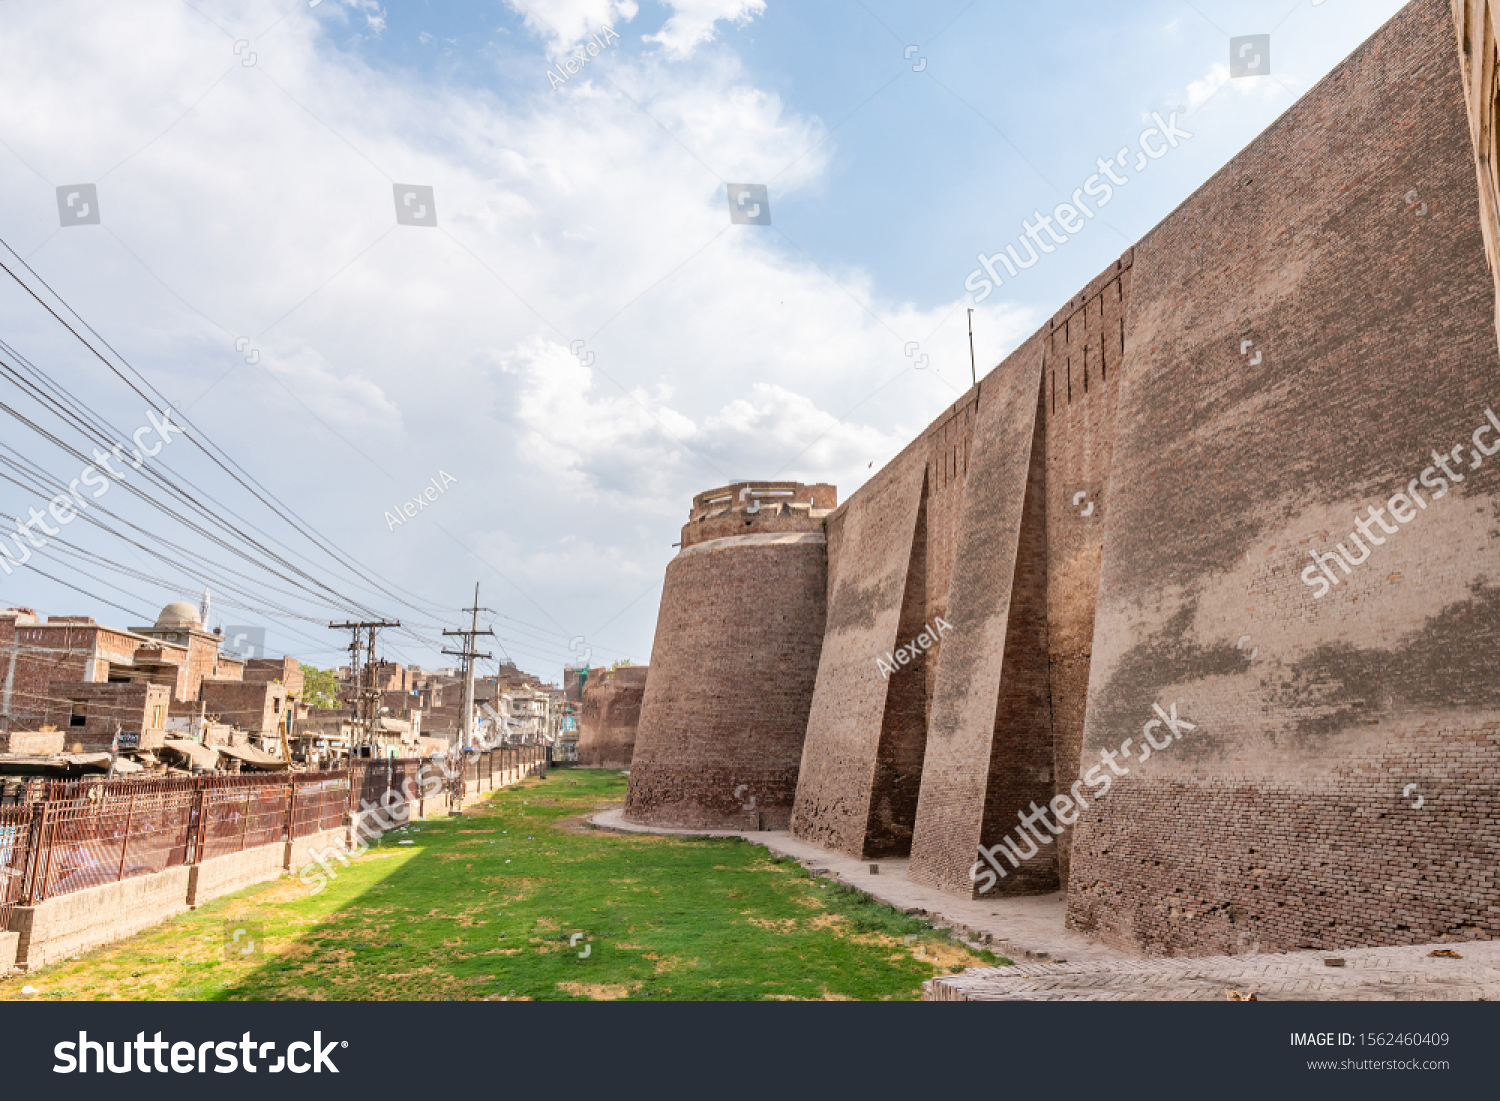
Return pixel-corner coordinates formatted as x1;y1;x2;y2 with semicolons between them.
0;770;1006;1001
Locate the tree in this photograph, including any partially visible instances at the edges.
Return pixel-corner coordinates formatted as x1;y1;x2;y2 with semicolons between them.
300;664;342;710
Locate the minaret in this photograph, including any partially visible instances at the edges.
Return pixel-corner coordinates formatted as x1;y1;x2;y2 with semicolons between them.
200;588;211;626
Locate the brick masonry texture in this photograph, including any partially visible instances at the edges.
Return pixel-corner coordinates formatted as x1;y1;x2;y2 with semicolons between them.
790;453;926;856
1068;0;1500;955
577;664;649;770
624;485;831;830
639;0;1499;956
907;346;1053;896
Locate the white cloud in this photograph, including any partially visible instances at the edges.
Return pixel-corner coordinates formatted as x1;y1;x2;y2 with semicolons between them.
1183;61;1295;117
502;0;639;52
643;0;766;60
340;0;387;36
503;0;762;59
0;0;1032;673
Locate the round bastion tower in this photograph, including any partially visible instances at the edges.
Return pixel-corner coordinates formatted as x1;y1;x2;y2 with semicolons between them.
623;481;836;830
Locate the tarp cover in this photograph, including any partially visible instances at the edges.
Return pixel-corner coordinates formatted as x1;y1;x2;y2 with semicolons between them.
213;742;289;770
160;738;221;771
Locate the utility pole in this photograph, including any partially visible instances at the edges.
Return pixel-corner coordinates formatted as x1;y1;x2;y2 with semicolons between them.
329;619;401;759
967;308;978;388
441;584;493;815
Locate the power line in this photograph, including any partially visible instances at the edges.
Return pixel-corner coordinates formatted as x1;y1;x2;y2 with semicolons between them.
0;239;455;623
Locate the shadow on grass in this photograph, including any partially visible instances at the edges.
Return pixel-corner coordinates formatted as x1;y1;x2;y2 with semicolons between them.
9;770;1004;1003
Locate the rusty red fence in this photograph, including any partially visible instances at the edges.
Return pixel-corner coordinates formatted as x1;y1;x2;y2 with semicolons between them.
0;751;546;912
290;772;351;839
0;804;29;933
0;761;439;909
20;778;199;904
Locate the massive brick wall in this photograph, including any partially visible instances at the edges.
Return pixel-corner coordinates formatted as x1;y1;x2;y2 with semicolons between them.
624;484;832;830
790;449;928;855
790;386;993;857
1043;259;1132;887
1068;0;1500;954
791;282;1129;865
577;664;649;770
907;346;1053;895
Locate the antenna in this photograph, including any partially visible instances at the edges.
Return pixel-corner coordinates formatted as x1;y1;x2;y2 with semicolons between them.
967;308;977;387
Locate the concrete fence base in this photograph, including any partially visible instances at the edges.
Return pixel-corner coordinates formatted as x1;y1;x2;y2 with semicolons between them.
187;844;287;909
9;866;194;971
287;827;351;872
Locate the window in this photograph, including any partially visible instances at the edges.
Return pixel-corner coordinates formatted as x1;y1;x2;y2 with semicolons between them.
70;702;87;728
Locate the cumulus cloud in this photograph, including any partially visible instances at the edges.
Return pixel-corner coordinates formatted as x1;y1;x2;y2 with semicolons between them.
502;0;639;51
503;0;762;58
643;0;766;60
339;0;388;36
1183;61;1295;117
0;0;1032;672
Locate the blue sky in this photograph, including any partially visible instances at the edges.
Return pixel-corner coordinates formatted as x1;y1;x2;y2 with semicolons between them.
0;0;1411;678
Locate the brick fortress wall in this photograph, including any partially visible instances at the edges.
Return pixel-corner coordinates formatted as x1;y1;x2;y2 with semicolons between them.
577;664;649;770
636;0;1498;954
791;271;1130;879
1068;0;1500;954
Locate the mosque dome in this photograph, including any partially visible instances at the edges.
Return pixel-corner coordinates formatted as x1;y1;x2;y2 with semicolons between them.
155;601;202;630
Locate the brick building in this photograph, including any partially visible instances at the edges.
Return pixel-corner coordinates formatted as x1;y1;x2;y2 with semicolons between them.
627;0;1500;956
41;680;172;752
2;602;243;749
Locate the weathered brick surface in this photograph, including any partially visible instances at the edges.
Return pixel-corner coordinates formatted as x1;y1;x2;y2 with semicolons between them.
1;615;140;729
624;484;831;830
577;664;649;770
789;452;926;856
41;680;171;750
1044;257;1132;888
634;0;1500;956
908;348;1052;896
1068;0;1500;955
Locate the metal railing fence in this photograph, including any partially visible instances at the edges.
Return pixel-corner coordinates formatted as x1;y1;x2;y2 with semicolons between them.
0;749;544;911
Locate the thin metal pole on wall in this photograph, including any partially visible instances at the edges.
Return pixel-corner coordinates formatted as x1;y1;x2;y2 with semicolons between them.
117;792;138;883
